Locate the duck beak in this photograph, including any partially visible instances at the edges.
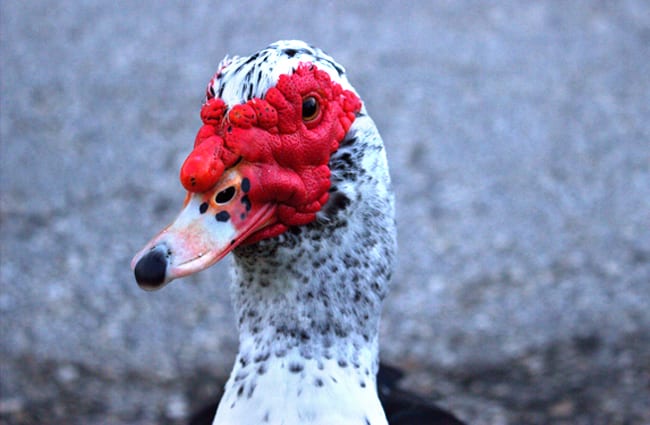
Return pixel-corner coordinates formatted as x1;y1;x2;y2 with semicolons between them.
131;163;277;290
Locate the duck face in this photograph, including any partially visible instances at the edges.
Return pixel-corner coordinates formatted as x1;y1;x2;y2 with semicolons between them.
131;62;361;290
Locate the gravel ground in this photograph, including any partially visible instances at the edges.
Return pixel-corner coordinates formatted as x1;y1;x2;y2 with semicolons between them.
1;1;649;424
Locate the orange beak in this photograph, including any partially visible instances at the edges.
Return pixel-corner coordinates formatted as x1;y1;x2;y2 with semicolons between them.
131;162;277;290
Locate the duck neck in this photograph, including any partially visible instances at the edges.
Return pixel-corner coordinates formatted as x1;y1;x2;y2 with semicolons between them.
213;222;393;424
214;118;396;424
233;221;390;362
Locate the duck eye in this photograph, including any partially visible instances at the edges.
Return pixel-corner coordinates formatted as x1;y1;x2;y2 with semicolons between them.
302;96;320;122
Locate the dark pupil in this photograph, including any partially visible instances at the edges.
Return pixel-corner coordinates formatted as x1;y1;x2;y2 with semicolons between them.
215;186;236;204
302;97;318;119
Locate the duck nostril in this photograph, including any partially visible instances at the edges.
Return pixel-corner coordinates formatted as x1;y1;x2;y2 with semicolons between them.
215;186;236;204
134;248;168;290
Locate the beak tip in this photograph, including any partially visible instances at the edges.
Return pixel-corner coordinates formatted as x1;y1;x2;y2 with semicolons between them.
133;247;169;290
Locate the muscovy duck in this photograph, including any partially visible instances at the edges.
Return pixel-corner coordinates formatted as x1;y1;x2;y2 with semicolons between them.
132;40;464;425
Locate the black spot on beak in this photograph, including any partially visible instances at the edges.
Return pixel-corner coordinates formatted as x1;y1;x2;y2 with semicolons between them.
216;211;231;222
241;177;251;193
241;195;252;211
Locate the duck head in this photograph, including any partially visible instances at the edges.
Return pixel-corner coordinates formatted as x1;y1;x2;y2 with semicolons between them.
131;54;362;290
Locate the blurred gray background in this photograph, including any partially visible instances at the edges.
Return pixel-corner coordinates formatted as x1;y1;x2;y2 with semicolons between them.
1;1;649;424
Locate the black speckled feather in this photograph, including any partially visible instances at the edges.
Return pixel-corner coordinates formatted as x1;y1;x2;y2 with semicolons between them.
188;363;466;425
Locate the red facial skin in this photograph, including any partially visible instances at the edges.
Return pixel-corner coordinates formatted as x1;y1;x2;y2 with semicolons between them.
179;63;362;244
